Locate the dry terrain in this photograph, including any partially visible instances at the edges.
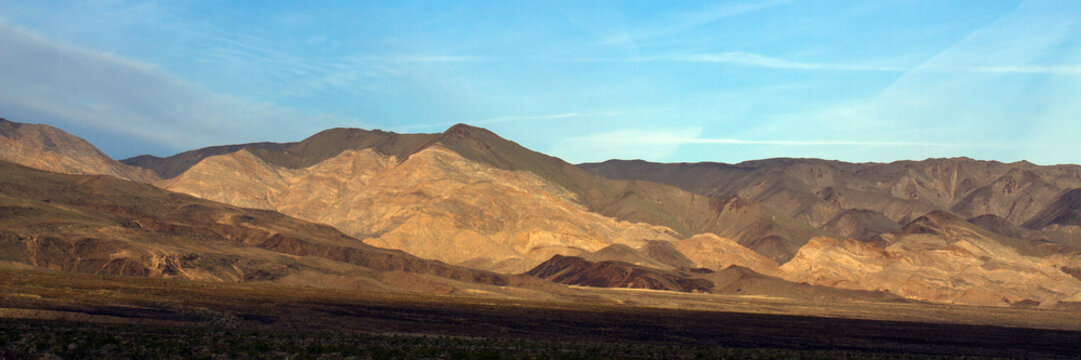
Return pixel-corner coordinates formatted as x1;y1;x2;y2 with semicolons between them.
4;117;1081;357
2;267;1081;358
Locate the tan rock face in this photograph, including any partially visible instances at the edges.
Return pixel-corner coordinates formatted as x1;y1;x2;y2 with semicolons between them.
675;234;779;276
0;160;506;289
161;145;678;273
0;119;157;183
780;225;1081;307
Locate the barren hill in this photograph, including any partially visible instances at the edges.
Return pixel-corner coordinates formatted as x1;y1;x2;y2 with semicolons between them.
131;124;822;269
525;252;904;303
581;158;1081;238
0;118;157;183
8;116;1081;308
0;160;507;291
780;211;1081;307
525;255;714;293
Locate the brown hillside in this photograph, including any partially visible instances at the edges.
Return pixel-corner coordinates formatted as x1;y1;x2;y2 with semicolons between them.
145;124;823;266
781;211;1081;307
581;158;1081;236
0;160;506;290
0;118;157;183
122;127;438;178
524;255;713;293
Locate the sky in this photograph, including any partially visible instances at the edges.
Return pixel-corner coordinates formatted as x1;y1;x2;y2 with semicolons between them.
1;1;1079;165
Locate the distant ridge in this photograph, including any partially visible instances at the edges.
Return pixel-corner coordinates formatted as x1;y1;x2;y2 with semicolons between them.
581;158;1081;240
122;128;440;178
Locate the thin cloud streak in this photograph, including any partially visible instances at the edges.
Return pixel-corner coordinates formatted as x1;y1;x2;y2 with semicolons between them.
599;0;791;46
592;135;948;147
573;52;907;72
675;52;908;72
381;55;480;63
570;128;1019;149
577;52;1081;75
965;65;1081;75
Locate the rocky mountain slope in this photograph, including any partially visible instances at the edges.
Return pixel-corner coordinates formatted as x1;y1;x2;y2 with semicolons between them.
780;211;1081;307
131;124;818;270
153;145;679;273
0;118;157;183
0;160;507;292
524;253;906;303
524;254;714;293
6;117;1081;307
581;159;1081;244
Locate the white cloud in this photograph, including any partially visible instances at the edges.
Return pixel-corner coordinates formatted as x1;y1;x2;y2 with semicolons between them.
675;52;906;72
583;51;1081;74
550;126;1012;164
962;65;1081;75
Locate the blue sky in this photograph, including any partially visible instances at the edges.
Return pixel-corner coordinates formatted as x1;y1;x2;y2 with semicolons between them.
1;1;1079;164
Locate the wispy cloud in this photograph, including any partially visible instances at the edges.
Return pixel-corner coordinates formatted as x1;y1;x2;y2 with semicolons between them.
674;52;907;72
963;65;1081;75
551;127;1015;164
378;55;480;63
194;30;480;99
573;51;910;72
0;21;357;157
599;0;792;46
579;51;1081;74
573;129;949;147
742;0;1081;164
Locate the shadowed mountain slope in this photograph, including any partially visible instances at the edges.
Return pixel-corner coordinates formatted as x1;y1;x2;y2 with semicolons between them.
638;240;697;269
525;255;714;293
703;265;907;302
0;160;507;290
968;214;1081;255
525;253;906;303
581;158;1081;238
1024;188;1081;230
819;209;901;242
0;118;157;183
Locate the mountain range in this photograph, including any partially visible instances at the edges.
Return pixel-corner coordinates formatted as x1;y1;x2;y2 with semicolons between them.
3;117;1081;308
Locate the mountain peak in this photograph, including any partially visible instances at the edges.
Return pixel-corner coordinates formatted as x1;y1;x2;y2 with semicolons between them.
443;123;484;134
437;123;502;144
0;118;157;182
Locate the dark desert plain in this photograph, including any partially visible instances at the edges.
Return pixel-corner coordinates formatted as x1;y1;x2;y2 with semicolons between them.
5;1;1081;358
